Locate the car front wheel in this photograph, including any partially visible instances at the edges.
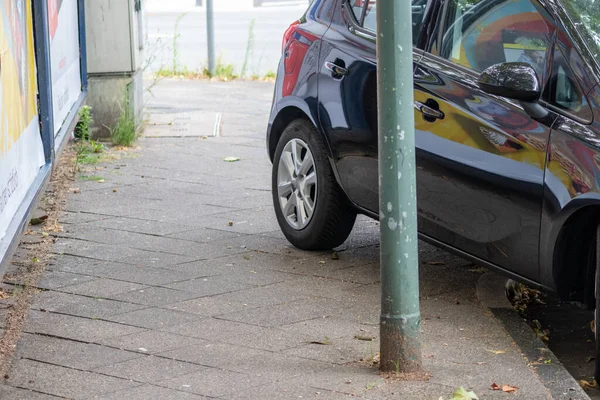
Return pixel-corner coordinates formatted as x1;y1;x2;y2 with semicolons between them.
272;119;357;250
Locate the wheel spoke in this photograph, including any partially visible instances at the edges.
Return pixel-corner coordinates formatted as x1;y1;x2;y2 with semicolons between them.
280;152;295;179
278;181;293;198
283;193;297;219
299;151;314;176
291;140;302;174
303;196;315;217
304;171;316;187
297;197;307;226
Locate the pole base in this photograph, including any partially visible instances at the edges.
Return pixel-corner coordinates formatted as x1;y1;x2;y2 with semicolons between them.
379;315;423;373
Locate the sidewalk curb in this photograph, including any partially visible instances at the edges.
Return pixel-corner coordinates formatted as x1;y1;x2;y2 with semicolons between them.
476;272;590;400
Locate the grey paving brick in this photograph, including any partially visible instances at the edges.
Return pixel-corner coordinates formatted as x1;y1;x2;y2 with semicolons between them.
98;330;207;354
118;250;198;268
164;275;255;296
92;355;202;383
59;278;148;298
110;286;201;306
217;297;356;328
53;239;151;263
156;366;270;397
85;216;197;236
108;307;201;329
166;227;244;243
59;211;111;225
46;254;112;274
34;270;97;289
279;317;377;341
98;384;207;399
25;310;146;342
17;333;141;370
193;208;282;234
225;382;354;400
281;336;376;365
165;318;310;351
210;282;308;309
6;359;138;399
31;290;146;319
0;384;69;400
165;295;249;317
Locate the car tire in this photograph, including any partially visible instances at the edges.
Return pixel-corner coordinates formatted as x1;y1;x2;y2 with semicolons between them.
272;119;357;250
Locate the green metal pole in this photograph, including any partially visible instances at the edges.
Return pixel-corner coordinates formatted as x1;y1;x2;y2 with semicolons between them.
376;1;422;373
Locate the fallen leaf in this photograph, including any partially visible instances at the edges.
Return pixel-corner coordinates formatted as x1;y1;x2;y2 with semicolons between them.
97;179;105;183
543;359;551;364
332;252;339;260
318;260;326;265
354;335;374;341
30;215;48;226
223;156;240;162
113;189;118;193
228;221;233;226
41;232;49;237
579;379;597;389
487;349;505;355
449;386;479;400
502;384;518;393
491;383;500;391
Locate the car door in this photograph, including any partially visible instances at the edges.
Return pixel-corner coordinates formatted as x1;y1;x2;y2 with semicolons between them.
317;0;431;213
413;0;559;280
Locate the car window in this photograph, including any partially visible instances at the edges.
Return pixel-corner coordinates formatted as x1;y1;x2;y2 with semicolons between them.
348;0;427;46
439;0;554;81
349;0;366;22
547;44;591;119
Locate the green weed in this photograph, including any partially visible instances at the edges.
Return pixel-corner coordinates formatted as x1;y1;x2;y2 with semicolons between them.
110;91;140;147
241;19;256;78
74;105;93;141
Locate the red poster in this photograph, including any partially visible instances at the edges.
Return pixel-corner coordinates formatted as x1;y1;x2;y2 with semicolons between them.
47;0;59;39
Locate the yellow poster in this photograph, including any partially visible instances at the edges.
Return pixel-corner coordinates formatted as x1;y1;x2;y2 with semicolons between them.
0;0;45;240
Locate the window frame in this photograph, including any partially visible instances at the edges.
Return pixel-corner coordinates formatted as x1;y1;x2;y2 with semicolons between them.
545;43;594;124
343;0;376;41
342;0;433;45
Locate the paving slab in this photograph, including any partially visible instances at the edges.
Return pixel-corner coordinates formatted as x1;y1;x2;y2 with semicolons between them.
5;359;139;399
0;79;569;400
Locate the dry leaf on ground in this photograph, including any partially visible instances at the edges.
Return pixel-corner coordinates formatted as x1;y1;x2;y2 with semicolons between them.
502;384;518;393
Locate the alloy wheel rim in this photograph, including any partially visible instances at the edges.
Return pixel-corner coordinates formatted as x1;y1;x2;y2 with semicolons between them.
277;138;317;230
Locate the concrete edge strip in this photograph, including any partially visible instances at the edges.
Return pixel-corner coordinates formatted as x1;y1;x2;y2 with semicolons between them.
476;272;590;400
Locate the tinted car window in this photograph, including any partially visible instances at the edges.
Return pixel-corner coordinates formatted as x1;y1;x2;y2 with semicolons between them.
548;44;591;118
349;0;365;22
351;0;427;46
440;0;554;80
363;1;376;32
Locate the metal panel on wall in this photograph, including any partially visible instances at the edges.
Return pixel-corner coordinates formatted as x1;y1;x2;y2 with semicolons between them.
0;0;46;240
48;0;82;135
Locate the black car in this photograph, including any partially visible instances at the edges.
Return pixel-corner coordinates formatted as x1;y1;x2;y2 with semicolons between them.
267;0;600;350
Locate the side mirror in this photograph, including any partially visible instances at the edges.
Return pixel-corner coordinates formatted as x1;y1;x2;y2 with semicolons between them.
478;62;547;119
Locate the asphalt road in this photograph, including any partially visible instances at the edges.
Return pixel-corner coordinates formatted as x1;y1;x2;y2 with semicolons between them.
146;6;307;77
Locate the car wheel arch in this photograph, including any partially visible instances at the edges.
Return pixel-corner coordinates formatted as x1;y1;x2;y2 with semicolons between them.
269;106;315;161
548;203;600;305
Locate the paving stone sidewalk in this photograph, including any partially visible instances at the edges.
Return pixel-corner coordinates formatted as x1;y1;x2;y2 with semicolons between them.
0;79;574;399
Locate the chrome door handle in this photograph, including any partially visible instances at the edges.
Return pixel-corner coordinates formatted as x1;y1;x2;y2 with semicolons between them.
325;61;348;77
414;101;445;120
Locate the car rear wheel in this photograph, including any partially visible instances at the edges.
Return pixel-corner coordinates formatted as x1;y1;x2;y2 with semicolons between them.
272;119;357;250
